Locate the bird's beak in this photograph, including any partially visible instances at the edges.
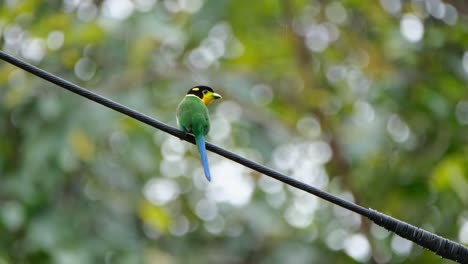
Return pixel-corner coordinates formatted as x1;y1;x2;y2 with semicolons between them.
212;93;222;99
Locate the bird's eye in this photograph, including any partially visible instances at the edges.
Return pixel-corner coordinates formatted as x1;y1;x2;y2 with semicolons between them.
202;90;208;94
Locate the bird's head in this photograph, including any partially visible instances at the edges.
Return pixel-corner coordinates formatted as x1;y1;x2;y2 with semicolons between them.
187;85;222;106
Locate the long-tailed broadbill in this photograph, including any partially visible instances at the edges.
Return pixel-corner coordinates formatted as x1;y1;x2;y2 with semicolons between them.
176;86;222;181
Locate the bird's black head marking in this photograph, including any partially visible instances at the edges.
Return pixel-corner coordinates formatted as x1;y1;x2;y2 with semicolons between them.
187;85;214;99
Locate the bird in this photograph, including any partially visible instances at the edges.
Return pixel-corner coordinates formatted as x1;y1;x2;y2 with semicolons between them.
176;85;222;181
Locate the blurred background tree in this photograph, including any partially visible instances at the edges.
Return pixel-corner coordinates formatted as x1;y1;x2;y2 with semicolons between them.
1;0;468;263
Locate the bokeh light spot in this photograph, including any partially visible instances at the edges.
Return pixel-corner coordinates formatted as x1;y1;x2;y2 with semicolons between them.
195;199;218;221
77;1;98;22
307;141;332;164
0;201;25;231
325;2;347;24
284;205;313;228
4;24;23;46
387;114;410;143
353;101;375;124
161;136;186;161
459;219;468;244
426;0;446;19
326;229;348;250
103;0;134;20
74;57;96;81
21;38;45;62
442;4;458;25
344;234;371;262
143;178;180;205
164;0;203;14
47;31;64;50
204;216;225;235
380;0;401;15
251;84;274;106
135;0;157;12
216;101;243;122
305;24;330;52
371;223;390;240
400;14;424;42
206;161;254;207
169;216;190;236
391;234;413;256
326;65;347;84
462;51;468;75
297;116;321;139
455;101;468;125
209;116;231;142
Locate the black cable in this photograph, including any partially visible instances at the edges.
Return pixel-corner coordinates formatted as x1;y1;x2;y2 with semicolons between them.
1;50;467;263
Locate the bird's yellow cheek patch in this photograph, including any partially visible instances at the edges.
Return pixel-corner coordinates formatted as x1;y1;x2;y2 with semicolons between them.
202;91;215;105
202;96;214;106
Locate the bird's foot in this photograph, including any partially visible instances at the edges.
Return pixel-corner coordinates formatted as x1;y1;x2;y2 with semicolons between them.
179;131;190;141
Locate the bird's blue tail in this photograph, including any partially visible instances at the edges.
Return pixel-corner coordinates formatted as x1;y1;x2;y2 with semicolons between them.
195;135;211;181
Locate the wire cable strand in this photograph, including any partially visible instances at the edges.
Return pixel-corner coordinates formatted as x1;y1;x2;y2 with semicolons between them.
1;50;467;263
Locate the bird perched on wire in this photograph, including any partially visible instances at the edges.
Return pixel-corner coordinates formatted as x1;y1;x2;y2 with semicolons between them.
176;86;222;181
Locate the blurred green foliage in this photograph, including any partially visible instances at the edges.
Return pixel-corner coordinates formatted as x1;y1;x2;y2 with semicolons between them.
1;0;468;263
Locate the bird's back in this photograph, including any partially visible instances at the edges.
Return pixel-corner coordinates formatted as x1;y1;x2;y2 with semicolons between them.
176;96;210;136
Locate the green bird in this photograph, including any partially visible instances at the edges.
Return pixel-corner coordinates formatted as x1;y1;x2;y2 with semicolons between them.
176;86;222;181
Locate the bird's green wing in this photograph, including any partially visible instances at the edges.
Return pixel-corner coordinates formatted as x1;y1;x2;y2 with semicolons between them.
176;96;210;136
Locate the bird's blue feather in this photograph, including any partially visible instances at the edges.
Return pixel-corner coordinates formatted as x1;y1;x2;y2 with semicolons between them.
195;135;211;181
